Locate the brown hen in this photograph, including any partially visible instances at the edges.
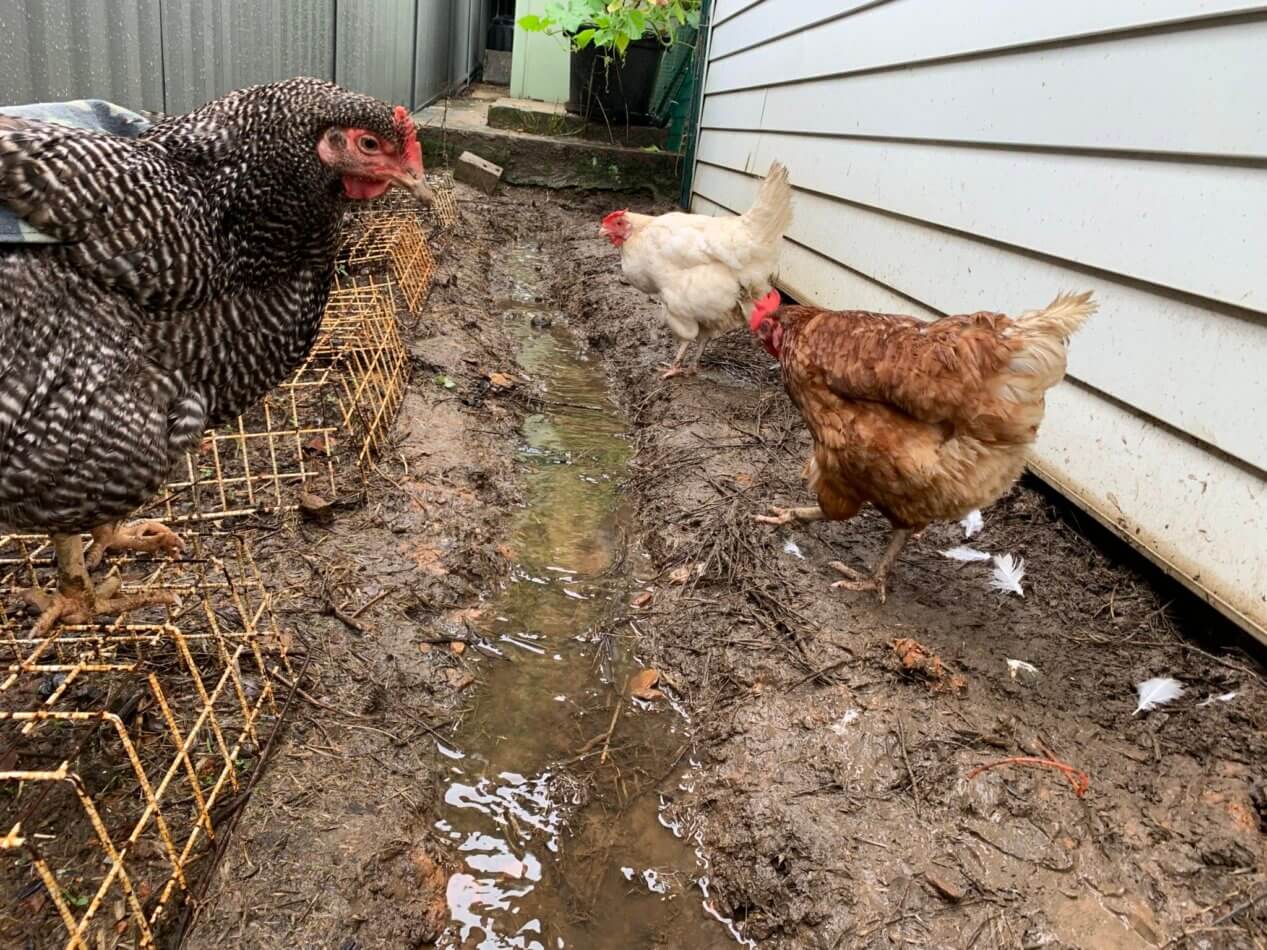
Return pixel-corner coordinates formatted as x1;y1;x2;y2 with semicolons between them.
749;289;1097;601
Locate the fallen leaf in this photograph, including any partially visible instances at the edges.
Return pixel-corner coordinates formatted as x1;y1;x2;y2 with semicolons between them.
305;433;336;455
298;491;333;523
630;591;653;608
445;668;475;691
419;642;433;653
487;371;515;388
434;373;456;390
733;472;754;487
893;638;966;693
20;888;45;916
629;668;664;701
450;641;466;655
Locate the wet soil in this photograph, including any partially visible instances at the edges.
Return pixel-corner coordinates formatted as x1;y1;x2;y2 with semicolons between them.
186;184;1267;949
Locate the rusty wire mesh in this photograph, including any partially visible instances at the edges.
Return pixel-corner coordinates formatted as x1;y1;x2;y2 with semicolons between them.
429;178;460;231
0;532;295;949
369;172;458;231
143;275;407;525
340;211;436;314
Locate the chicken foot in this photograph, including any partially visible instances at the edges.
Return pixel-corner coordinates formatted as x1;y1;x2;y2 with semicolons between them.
754;505;825;525
661;340;706;379
827;528;912;605
86;519;185;570
21;534;180;637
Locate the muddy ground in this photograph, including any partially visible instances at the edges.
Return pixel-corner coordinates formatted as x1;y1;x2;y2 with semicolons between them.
184;183;1267;949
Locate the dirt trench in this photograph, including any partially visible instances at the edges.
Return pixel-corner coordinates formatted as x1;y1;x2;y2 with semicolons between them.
189;184;1267;949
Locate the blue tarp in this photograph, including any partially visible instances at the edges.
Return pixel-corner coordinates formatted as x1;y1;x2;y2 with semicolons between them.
0;98;153;244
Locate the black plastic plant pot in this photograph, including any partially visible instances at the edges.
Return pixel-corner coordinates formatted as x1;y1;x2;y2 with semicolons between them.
567;31;666;126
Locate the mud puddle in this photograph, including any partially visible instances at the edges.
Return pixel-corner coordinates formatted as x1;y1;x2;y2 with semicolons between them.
436;243;741;949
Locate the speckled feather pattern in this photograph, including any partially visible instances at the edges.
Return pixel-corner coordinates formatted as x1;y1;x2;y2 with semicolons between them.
775;293;1094;529
0;78;409;533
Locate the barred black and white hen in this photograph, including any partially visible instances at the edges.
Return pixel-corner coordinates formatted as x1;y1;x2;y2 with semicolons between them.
0;78;434;633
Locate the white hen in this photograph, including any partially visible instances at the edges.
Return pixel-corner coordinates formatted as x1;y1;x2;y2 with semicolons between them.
601;162;793;378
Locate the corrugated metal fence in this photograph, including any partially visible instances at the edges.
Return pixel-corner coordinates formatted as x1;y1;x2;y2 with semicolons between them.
0;0;487;113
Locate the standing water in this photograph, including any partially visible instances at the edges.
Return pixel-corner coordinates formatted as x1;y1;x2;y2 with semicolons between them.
435;243;743;949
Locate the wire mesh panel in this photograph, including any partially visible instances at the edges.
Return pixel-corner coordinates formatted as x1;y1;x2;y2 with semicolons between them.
429;177;460;231
144;276;408;525
390;218;436;314
0;533;293;949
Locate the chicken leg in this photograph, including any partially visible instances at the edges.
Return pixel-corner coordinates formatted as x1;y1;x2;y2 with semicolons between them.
86;519;185;570
21;534;180;637
754;505;825;525
827;528;912;605
661;341;695;379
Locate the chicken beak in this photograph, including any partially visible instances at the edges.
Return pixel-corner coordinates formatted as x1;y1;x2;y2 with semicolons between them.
390;168;435;205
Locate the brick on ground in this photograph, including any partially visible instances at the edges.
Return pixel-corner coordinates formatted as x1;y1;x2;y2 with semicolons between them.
454;151;503;195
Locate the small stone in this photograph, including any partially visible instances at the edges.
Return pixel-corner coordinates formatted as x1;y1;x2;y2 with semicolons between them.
454;151;503;195
924;872;965;902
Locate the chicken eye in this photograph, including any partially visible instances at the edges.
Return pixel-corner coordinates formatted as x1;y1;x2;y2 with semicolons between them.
359;136;380;153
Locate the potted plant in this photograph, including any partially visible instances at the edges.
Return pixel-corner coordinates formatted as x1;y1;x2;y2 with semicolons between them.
519;0;700;127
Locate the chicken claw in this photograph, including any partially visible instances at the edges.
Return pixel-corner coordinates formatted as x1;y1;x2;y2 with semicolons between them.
87;520;185;570
754;505;825;526
828;562;889;604
21;574;180;638
825;528;913;605
660;364;696;380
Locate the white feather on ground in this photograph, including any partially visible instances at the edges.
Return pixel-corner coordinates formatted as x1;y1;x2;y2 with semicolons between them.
1006;658;1039;679
942;545;992;562
1134;677;1185;715
990;554;1025;596
961;510;984;538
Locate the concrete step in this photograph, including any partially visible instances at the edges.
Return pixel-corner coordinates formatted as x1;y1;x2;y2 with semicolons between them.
416;95;680;197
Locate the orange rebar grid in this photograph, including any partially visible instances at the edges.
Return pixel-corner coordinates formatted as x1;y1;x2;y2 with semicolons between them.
0;533;293;949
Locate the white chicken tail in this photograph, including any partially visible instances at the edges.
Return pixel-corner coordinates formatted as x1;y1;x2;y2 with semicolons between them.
740;161;793;247
1015;291;1097;341
1004;291;1097;394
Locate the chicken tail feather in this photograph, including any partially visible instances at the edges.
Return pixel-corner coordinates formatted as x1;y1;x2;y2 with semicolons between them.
1014;290;1097;342
999;290;1097;409
741;161;793;248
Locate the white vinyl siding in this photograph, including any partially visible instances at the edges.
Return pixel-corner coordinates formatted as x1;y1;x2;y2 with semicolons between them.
690;0;1267;641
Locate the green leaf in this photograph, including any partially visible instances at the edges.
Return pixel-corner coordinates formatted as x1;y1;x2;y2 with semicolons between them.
517;14;545;31
614;31;629;54
574;27;597;48
434;374;456;390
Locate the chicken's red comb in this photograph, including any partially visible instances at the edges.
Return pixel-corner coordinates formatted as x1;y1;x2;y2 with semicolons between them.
393;104;423;171
601;209;628;228
749;288;782;332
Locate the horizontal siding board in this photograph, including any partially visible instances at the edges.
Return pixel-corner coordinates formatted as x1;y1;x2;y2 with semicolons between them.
695;130;1267;313
692;163;1267;479
702;20;1267;159
1034;384;1266;642
711;0;768;27
710;1;879;59
704;0;1267;93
